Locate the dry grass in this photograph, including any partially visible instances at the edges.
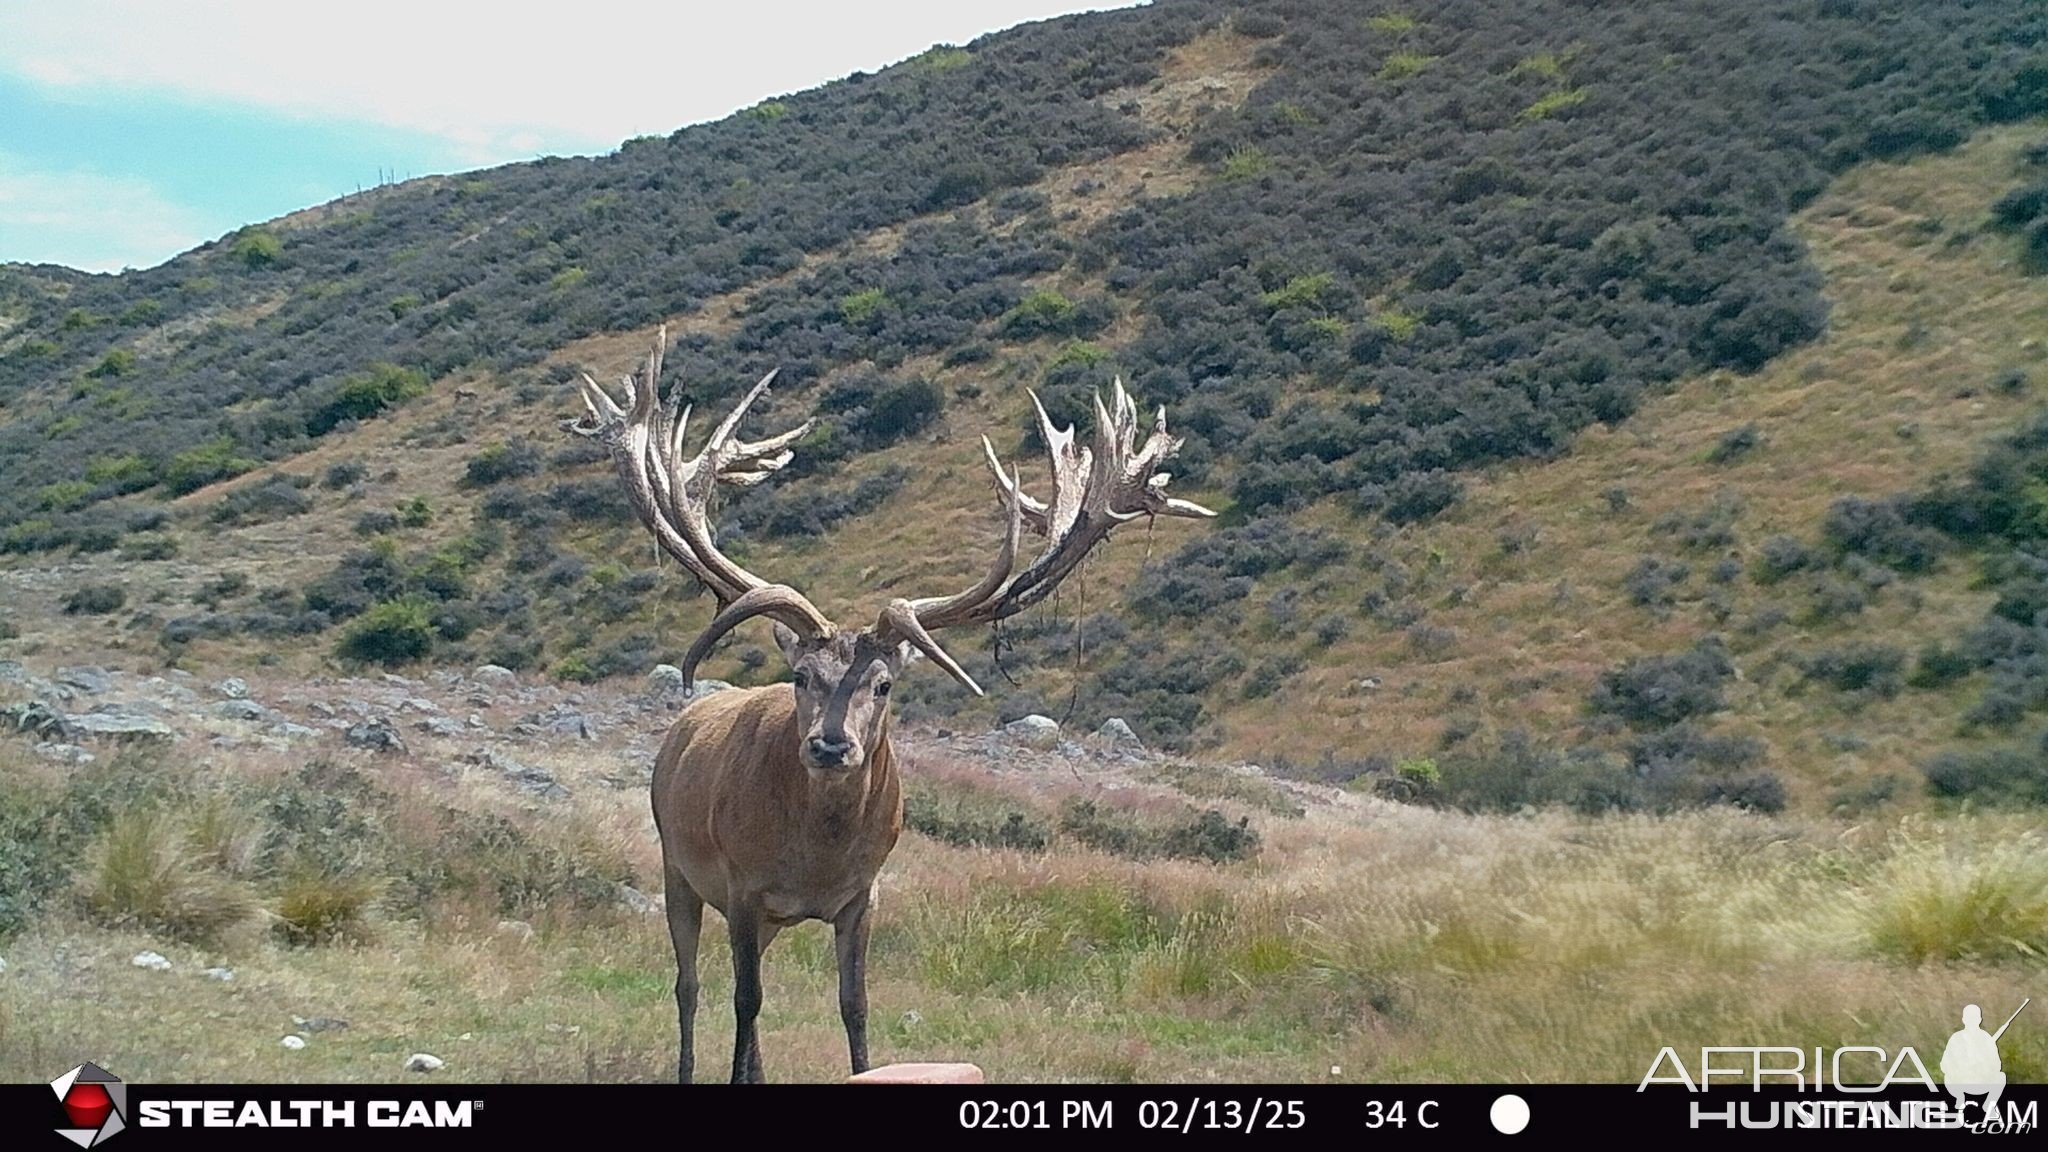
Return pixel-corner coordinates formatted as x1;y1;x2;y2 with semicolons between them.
2;731;2042;1084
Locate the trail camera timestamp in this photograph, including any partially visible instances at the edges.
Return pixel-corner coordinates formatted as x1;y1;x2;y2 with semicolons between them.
957;1097;1311;1132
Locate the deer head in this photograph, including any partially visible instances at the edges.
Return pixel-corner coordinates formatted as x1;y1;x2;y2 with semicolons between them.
570;329;1214;771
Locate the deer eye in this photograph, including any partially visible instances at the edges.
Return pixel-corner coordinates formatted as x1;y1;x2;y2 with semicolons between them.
874;680;892;699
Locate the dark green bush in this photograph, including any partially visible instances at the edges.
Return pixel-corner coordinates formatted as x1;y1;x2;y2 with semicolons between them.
336;597;435;664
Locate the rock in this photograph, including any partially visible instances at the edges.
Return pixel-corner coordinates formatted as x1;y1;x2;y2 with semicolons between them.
269;722;321;743
280;1035;306;1050
33;742;95;765
307;701;337;718
344;719;406;754
56;666;111;694
647;664;688;696
404;1053;445;1073
0;956;8;974
495;920;536;943
535;707;596;740
690;679;734;698
400;697;441;714
212;699;273;723
380;673;420;688
131;951;172;972
1002;714;1062;750
215;677;249;700
67;711;175;744
471;665;517;686
479;750;568;800
616;884;662;916
7;701;70;739
416;716;466;738
202;966;235;982
1095;717;1145;755
0;660;27;684
292;1015;349;1033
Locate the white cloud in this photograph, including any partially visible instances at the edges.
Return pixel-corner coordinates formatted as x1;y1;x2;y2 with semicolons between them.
1;1;1143;163
0;153;205;271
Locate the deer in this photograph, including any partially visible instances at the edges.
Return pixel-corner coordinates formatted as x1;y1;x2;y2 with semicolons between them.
568;329;1213;1083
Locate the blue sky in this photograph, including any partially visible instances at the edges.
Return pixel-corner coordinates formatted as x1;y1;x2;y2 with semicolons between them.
0;1;1138;273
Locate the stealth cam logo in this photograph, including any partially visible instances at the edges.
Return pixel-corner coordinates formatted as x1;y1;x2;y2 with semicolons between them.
49;1063;127;1147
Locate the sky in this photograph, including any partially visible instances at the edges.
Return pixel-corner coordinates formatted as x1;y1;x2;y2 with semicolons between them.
0;1;1142;273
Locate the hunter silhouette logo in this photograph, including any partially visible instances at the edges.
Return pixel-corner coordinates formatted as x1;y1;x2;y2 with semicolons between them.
49;1063;126;1147
1942;999;2028;1115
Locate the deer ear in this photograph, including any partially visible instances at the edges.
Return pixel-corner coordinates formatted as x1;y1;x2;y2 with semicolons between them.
773;623;803;667
894;640;924;669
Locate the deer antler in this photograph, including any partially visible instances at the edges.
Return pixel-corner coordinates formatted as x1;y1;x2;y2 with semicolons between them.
568;326;828;630
870;379;1214;694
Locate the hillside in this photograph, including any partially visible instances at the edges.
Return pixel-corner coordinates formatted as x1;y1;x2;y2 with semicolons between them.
4;0;2048;817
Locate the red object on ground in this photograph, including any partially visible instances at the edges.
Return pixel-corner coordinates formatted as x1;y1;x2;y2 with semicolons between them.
848;1062;986;1084
63;1082;113;1129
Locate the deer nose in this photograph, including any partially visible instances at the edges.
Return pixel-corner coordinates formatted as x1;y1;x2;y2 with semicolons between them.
807;736;852;765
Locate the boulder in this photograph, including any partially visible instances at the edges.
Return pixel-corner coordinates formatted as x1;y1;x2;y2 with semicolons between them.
647;664;688;696
0;660;27;684
56;666;111;694
471;665;517;686
214;677;249;700
67;710;175;744
691;679;734;697
1001;714;1062;750
616;884;662;916
131;951;172;971
280;1035;306;1050
403;1053;445;1073
416;716;467;738
344;719;406;755
33;742;94;765
1095;717;1145;755
212;699;273;723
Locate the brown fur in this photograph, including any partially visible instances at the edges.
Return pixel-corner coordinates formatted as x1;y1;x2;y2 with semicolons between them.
652;677;903;1084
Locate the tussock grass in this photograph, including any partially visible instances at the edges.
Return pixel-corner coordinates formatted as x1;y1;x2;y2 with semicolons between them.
78;809;256;944
1864;825;2048;965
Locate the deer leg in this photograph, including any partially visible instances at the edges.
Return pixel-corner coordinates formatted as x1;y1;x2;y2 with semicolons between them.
662;873;704;1084
726;902;767;1084
833;888;875;1075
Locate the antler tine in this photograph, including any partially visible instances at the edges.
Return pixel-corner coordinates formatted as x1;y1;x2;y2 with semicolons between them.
907;448;1025;630
892;380;1213;649
570;330;820;610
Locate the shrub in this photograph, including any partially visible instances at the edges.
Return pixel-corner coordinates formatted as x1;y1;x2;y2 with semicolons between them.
1924;741;2048;806
63;584;126;615
461;440;544;488
230;227;283;269
1589;639;1734;728
209;477;313;526
162;438;258;495
1908;643;1975;689
1059;800;1258;864
1824;496;1945;572
322;461;368;490
336;597;435;664
78;809;256;944
1800;643;1907;698
1706;423;1761;464
308;363;429;436
1625;555;1690;608
1752;534;1815;584
903;784;1050;851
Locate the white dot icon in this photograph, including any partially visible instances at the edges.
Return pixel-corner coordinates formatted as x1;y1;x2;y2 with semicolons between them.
1490;1094;1530;1135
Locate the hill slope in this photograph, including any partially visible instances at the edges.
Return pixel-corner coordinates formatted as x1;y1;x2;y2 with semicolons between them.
4;0;2048;815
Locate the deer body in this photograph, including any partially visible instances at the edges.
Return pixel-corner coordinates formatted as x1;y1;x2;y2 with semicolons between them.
654;684;900;1084
569;328;1209;1082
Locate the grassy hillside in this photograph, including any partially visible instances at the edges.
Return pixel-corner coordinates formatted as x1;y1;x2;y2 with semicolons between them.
2;1;2048;818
